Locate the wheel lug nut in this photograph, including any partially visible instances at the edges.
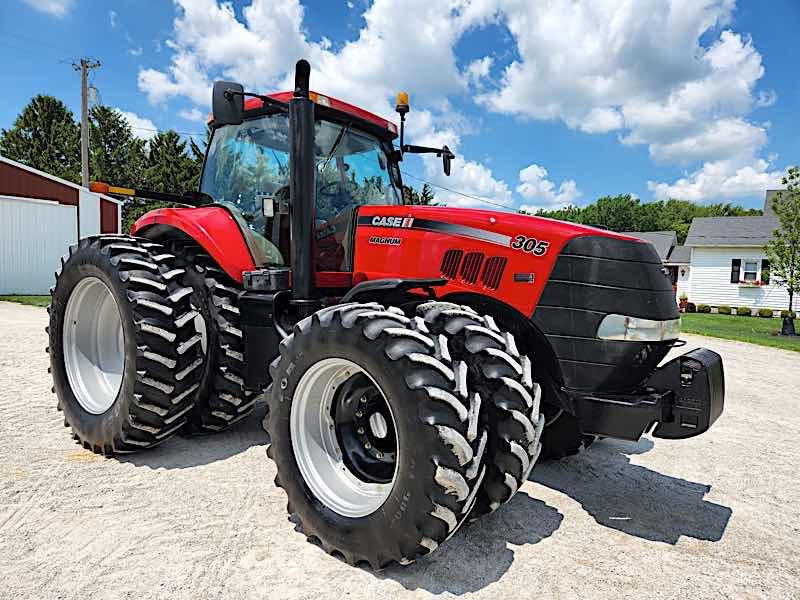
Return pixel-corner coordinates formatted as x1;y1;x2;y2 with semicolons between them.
357;427;365;435
356;410;363;417
376;452;383;458
360;396;367;404
364;442;371;449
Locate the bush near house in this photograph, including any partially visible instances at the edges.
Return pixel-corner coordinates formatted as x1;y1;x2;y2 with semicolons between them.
737;306;752;316
685;302;696;313
697;304;711;313
718;305;732;315
781;310;797;319
758;308;774;318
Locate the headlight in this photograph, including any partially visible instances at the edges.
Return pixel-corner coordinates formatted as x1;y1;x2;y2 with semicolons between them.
597;314;680;342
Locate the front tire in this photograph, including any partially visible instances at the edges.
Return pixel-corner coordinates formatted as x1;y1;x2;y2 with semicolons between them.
265;303;487;569
48;236;203;453
415;301;545;518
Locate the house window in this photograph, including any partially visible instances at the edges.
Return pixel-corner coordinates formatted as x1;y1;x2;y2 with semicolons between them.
743;260;759;282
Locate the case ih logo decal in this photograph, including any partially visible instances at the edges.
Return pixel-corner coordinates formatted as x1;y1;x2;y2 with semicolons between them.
510;235;550;256
357;215;512;247
371;216;415;228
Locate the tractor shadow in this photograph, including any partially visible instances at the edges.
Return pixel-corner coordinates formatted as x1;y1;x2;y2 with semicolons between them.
377;492;564;595
530;436;732;545
119;398;270;469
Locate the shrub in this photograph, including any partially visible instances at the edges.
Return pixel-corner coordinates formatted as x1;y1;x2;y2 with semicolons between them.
718;305;732;315
679;293;688;302
736;306;752;316
697;304;711;313
685;302;696;313
758;308;774;318
781;310;797;319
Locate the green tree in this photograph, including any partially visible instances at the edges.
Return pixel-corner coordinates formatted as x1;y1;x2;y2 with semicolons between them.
526;195;761;243
143;130;198;193
765;166;800;316
419;183;436;205
403;183;436;205
123;130;205;233
0;95;80;183
89;106;147;188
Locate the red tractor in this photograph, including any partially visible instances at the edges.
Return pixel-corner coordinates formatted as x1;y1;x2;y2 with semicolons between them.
48;60;724;568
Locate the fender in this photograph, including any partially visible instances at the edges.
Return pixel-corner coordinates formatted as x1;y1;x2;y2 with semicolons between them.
132;206;255;284
441;291;569;411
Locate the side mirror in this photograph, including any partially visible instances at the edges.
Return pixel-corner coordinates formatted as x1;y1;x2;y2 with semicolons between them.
442;145;453;176
212;80;244;127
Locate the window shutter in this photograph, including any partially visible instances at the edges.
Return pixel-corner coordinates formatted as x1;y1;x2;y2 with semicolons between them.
762;259;770;284
730;259;741;283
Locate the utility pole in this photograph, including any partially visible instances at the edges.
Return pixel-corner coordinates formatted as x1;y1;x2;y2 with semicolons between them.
72;58;101;188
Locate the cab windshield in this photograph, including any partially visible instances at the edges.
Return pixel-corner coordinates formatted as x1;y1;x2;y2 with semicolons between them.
200;112;400;242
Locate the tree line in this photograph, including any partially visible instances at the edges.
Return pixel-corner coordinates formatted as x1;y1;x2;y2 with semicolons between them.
0;95;206;231
523;194;762;243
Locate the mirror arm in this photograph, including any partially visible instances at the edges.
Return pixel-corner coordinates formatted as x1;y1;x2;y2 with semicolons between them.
224;89;289;113
401;144;455;159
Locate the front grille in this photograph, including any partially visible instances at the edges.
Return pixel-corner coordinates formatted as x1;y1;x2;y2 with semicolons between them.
481;256;507;289
440;249;463;279
459;252;484;284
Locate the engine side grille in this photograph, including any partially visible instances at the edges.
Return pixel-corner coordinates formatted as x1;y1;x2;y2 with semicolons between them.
440;249;463;279
480;256;507;289
459;252;484;284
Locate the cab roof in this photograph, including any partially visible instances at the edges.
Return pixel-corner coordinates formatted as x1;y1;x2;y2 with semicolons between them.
243;92;398;139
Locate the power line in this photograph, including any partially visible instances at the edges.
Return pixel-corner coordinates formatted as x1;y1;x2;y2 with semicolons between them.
400;170;515;211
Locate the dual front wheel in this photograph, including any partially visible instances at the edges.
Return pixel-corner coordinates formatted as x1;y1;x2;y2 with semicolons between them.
265;301;545;567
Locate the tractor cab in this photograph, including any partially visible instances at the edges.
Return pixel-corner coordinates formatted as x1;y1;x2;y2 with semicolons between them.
200;99;402;274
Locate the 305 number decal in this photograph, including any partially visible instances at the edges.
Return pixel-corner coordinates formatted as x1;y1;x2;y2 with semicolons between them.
510;235;550;256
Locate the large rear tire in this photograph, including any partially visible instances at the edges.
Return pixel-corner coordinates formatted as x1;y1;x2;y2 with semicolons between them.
265;303;488;569
48;235;203;453
414;301;545;518
165;241;256;433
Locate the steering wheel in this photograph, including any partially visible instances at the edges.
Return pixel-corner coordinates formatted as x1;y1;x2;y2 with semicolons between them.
318;179;358;199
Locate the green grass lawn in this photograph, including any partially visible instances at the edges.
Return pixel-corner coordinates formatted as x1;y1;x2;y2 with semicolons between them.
0;295;50;308
681;312;800;352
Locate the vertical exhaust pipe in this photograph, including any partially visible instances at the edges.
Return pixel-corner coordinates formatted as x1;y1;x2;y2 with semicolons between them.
289;59;315;302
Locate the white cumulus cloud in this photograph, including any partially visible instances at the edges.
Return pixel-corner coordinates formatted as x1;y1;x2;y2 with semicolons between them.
115;109;158;141
517;164;582;212
23;0;73;17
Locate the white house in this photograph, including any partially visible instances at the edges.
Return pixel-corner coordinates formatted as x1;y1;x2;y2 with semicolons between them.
679;191;791;312
0;156;123;294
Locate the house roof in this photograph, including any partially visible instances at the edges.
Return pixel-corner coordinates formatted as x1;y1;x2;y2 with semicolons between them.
665;245;691;264
621;230;677;261
0;155;123;205
684;216;779;246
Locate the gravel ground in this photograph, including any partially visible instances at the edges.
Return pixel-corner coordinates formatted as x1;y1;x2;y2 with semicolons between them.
0;301;798;600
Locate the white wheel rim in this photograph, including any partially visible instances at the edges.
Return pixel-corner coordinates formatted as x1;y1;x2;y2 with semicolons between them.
290;358;398;518
63;277;125;414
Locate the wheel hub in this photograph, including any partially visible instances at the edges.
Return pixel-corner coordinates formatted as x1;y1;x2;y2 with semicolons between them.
290;358;398;517
62;277;125;414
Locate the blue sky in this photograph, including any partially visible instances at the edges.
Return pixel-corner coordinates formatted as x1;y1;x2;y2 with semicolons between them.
2;0;798;210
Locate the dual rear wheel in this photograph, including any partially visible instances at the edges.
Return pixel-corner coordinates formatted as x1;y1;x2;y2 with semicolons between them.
48;235;250;453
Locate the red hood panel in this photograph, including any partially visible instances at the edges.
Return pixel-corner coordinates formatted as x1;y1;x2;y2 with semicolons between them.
353;205;647;316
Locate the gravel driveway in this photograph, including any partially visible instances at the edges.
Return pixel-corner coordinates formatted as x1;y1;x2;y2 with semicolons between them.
1;301;798;600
